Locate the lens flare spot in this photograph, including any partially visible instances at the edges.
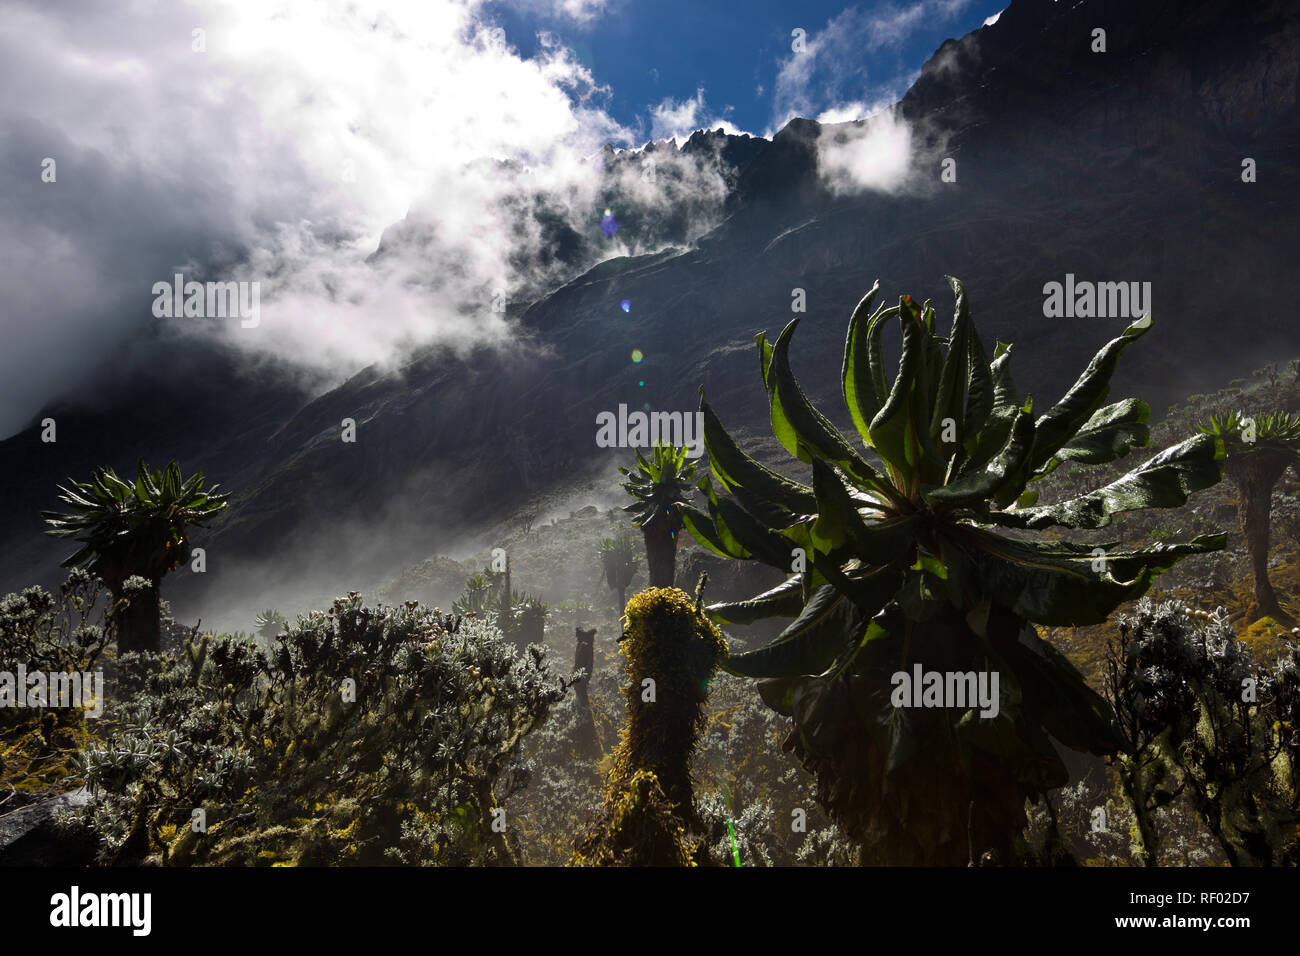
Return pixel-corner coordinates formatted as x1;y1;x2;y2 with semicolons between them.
600;210;618;237
637;380;644;387
631;349;643;363
620;300;631;313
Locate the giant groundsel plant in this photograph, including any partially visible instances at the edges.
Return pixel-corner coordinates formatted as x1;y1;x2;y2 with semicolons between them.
42;460;229;655
681;278;1226;864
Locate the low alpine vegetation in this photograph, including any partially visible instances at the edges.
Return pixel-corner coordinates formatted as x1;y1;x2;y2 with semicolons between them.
71;593;572;865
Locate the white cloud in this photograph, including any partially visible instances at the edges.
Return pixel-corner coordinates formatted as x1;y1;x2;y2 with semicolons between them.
556;0;609;22
497;0;612;25
647;87;752;142
0;0;731;436
650;88;707;141
816;102;870;124
771;0;977;132
984;9;1004;27
816;108;914;195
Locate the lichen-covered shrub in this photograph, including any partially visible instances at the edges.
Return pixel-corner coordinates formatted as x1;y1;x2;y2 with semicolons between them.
0;569;110;684
0;570;109;805
73;593;571;865
572;587;727;866
1106;599;1300;866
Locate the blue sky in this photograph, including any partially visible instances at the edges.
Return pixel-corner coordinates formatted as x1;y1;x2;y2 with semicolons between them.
483;0;1005;142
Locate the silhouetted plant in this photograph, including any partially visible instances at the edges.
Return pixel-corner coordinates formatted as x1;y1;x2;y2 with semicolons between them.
1199;410;1300;624
41;461;229;654
619;444;697;588
598;533;640;610
572;626;599;758
252;608;288;641
452;566;548;650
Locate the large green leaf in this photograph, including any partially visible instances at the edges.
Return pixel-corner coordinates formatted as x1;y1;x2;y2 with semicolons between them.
993;433;1224;530
809;458;916;564
961;529;1226;626
841;281;886;442
757;331;775;390
963;324;994;450
989;341;1018;407
721;584;858;678
927;399;1036;508
700;392;816;515
882;702;917;775
692;475;756;559
1001;622;1127;755
902;297;942;469
719;476;806;533
952;660;1068;787
868;298;925;479
680;502;747;561
812;552;905;618
932;277;993;459
958;346;1019;477
767;318;893;496
706;575;805;625
897;558;949;622
712;491;801;571
1028;314;1152;473
930;278;973;450
1047;397;1150;467
767;319;898;502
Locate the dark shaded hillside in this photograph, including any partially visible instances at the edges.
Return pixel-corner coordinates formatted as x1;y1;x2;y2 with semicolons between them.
2;0;1298;626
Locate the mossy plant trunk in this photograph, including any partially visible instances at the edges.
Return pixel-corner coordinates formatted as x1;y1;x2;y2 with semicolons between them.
1228;452;1295;624
1116;754;1161;866
112;580;161;655
573;627;599;758
571;588;727;866
642;521;677;589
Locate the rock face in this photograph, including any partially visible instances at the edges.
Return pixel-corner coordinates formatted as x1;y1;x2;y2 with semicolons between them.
0;788;93;866
1;0;1298;624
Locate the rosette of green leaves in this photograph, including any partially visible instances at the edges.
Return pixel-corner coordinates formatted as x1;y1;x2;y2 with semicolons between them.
42;460;229;589
682;277;1225;765
619;443;698;535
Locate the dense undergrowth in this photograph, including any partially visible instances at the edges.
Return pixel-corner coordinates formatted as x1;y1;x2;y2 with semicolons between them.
2;364;1297;866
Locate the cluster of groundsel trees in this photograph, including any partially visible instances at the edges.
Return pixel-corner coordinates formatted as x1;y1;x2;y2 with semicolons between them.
40;275;1289;867
674;277;1227;864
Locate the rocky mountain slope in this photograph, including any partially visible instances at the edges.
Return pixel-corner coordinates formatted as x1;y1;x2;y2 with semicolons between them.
2;0;1297;628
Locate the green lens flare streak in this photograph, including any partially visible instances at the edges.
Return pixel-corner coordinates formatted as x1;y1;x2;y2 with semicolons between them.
727;817;740;866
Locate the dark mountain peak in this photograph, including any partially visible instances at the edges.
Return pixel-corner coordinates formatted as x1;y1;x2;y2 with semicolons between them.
902;0;1300;137
687;127;766;176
